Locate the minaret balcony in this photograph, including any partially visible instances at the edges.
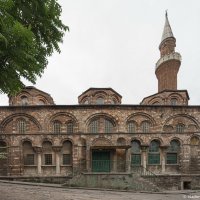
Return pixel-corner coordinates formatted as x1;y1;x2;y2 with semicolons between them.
155;52;182;70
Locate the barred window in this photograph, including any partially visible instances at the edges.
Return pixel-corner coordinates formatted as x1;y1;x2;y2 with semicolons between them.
167;140;180;164
128;122;136;133
89;119;99;133
63;154;71;165
53;121;61;133
176;124;185;133
44;154;52;165
105;119;113;133
141;121;150;133
131;140;141;165
18;119;26;134
148;140;160;165
24;154;34;165
67;122;73;133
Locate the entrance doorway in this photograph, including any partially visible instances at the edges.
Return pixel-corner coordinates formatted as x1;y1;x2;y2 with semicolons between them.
92;151;111;172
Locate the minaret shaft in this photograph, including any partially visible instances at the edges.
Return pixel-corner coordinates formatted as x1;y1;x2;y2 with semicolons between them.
155;12;181;92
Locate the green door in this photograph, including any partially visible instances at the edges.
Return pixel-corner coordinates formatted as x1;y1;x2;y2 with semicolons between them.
92;151;110;172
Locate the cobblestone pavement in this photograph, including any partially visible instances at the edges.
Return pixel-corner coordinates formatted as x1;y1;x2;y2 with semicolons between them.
0;181;200;200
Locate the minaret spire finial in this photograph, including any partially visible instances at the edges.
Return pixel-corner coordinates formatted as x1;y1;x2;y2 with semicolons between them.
160;10;174;46
165;10;168;18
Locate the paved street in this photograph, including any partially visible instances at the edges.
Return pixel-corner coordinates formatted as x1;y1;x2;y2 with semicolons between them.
0;181;200;200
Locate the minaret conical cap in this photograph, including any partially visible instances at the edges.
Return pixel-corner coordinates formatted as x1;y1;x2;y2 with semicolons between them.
160;11;175;44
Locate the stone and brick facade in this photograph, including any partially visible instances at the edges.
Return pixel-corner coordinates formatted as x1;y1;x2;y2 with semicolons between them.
0;13;199;190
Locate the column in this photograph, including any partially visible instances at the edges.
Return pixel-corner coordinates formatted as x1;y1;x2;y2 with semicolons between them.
141;145;148;174
125;148;131;172
112;150;117;172
34;147;42;175
53;146;62;175
86;146;91;172
160;146;168;173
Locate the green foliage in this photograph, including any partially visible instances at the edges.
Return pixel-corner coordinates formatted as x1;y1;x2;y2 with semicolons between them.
0;0;68;94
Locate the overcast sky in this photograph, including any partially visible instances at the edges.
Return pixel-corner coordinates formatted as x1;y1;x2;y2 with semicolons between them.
1;0;200;105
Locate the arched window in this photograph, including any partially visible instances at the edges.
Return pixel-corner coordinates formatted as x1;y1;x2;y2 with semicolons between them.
128;121;136;133
89;119;99;133
105;119;113;133
18;119;26;134
131;140;141;166
53;121;61;133
23;141;35;165
171;98;177;105
176;124;185;133
21;96;28;105
167;140;180;164
148;140;160;165
62;141;72;165
141;121;150;133
67;122;73;134
96;97;104;105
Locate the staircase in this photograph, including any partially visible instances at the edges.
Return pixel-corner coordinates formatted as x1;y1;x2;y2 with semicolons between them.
64;167;161;191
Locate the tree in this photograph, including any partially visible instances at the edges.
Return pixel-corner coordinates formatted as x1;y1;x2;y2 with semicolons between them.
0;0;68;94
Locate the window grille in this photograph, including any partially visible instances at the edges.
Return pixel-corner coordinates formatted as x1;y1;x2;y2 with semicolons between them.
167;140;180;164
128;122;136;133
44;154;52;165
67;122;73;133
166;153;177;164
63;154;71;165
141;121;150;133
105;119;113;133
18;119;26;134
53;121;61;133
148;141;160;164
131;141;141;165
176;124;185;133
89;119;99;133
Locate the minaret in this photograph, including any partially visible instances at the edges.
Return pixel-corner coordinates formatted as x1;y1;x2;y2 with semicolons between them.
155;11;182;92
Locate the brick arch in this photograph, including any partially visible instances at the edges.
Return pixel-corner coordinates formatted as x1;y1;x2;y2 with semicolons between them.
91;137;113;147
167;92;185;101
93;91;108;98
126;112;156;126
164;114;200;130
61;138;74;146
41;137;53;146
130;137;144;145
149;138;164;146
168;137;183;146
111;94;121;102
86;112;118;127
46;112;78;132
148;96;163;105
1;113;42;133
21;138;33;146
48;112;78;124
